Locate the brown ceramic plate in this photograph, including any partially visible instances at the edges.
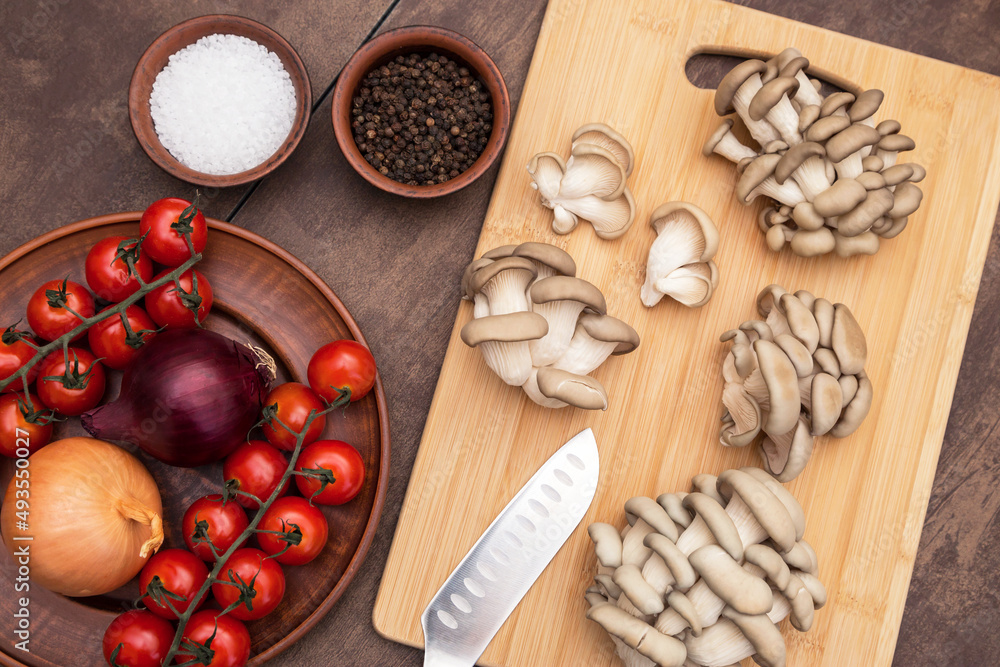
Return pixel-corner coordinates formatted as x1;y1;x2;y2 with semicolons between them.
0;213;389;666
129;15;312;188
332;25;511;198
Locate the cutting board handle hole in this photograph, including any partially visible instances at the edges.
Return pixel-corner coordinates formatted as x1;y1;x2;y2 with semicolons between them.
685;51;850;98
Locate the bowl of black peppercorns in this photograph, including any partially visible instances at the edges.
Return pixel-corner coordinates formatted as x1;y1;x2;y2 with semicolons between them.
332;25;511;198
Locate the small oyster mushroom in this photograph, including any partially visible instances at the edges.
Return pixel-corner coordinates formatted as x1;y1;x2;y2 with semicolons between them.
834;230;881;257
775;142;831;200
837;187;894;237
881;163;914;187
855;170;887;191
749;76;803;144
820;91;856;118
804;113;850;143
790;227;836;257
641;202;720;308
703;119;758;164
774;48;824;108
573;123;636;177
714;59;782;146
528;276;607;367
736;153;806;207
798;103;821;133
511;241;577;282
589;523;624;568
826;123;882;180
535;366;609;411
889;181;923;219
469;257;537;315
848;89;885;126
874;132;916;169
554;313;640;376
812;177;868;218
862;154;884;173
460;311;549;386
586;604;687;667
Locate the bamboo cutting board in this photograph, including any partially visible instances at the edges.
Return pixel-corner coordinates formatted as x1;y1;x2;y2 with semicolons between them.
374;0;1000;664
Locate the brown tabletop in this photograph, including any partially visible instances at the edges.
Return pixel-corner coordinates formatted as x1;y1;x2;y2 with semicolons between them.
2;1;997;665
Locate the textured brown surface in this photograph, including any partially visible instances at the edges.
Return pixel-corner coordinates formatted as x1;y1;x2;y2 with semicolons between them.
0;0;997;666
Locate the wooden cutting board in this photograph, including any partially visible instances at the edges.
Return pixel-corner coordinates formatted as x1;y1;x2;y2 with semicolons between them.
373;0;1000;664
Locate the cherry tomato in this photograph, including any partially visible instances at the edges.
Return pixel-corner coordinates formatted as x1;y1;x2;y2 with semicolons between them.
261;382;326;451
145;269;213;329
182;495;249;562
307;340;377;404
102;609;174;667
87;305;158;371
0;330;39;393
139;548;209;620
35;348;106;416
222;440;289;510
0;393;53;457
295;439;366;506
26;279;95;342
176;610;250;667
256;496;329;566
211;548;285;621
85;235;154;302
139;197;208;267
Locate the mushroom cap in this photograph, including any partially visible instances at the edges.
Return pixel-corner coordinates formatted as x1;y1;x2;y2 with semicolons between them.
876;119;902;136
813;177;868;217
855;171;887;191
761;417;815;483
861;154;885;172
736;153;782;204
481;245;516;260
625;496;678;543
460;311;549;346
717;468;797;552
881;164;914;186
715;59;768;115
526;152;566;200
889;182;923;218
656;493;693;529
798;104;821;132
572;122;635;177
512;242;577;277
878;133;916;153
790;227;836;257
744;543;792;591
586;604;687;666
831;303;867;374
688;544;775;615
826;123;882;162
588;523;623;568
809;372;844;436
649;201;721;262
748;76;799;121
774;333;813;377
805;114;850;143
837;187;895;237
579;313;640;354
461;257;495;299
830;372;873;437
468;256;538;295
903;163;927;182
763;139;789;154
820;91;856;117
703;118;737;157
774;47;804;70
682;492;744;561
529;275;607;313
753;339;801;435
848;89;885;122
721;608;786;667
775;142;826;185
613;564;664;615
535;367;608;410
791;202;825;231
561;143;627;201
779;55;810;78
644;533;697;590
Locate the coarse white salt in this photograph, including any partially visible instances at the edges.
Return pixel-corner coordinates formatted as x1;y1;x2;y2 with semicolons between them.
149;33;298;176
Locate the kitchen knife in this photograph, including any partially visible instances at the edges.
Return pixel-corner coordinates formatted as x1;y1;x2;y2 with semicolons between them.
421;428;600;667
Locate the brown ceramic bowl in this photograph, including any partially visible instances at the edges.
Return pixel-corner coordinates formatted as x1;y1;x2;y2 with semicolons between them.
129;15;312;188
332;26;511;198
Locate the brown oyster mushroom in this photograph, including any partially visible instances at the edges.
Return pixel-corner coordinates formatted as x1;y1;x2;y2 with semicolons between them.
834;230;881;257
790;227;836;257
774;48;824;108
804;113;850;143
826;123;882;179
875;132;916;169
460;257;495;300
534;366;608;411
820;91;856;118
736;153;806;207
715;59;782;146
837;188;894;237
589;523;624;568
889;181;923;219
812;177;868;218
831;303;867;374
855;171;887;191
748;76;803;144
876;119;902;137
881;163;914;187
848;88;885;125
775;142;830;200
512;241;577;280
560;143;627;201
798;103;821;133
703;119;758;164
460;311;548;386
573;122;636;177
861;154;885;172
829;371;873;437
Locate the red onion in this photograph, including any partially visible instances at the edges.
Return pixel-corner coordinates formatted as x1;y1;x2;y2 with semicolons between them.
81;329;273;467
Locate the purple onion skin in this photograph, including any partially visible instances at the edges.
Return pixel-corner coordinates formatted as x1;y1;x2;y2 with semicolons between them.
81;329;272;468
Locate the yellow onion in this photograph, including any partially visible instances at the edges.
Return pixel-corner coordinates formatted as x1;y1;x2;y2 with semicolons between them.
1;437;163;596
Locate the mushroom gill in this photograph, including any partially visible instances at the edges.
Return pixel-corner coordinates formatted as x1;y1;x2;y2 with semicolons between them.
641;202;720;309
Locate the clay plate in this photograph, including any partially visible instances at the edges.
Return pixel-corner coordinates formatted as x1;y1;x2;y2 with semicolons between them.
0;212;389;666
129;15;312;188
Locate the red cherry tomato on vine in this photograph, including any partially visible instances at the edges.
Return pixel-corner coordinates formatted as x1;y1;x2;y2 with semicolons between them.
145;269;213;329
257;496;329;566
307;340;376;403
35;348;106;416
176;610;250;667
211;548;285;621
102;609;174;667
222;440;289;510
261;382;326;451
139;197;208;267
0;393;53;458
182;495;249;562
0;330;39;394
26;279;95;342
139;548;209;620
85;235;154;302
295;439;366;505
87;305;158;370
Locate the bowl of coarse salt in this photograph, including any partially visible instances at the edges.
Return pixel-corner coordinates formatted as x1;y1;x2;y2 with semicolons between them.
129;15;311;187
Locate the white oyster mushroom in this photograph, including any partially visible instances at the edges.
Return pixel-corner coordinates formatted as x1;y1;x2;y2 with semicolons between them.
555;313;639;376
641;202;720;308
572;122;636;177
528;276;607;367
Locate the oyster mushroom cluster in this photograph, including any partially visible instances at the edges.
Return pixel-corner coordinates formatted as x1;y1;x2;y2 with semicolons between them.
460;242;639;410
704;47;925;258
586;467;826;667
527;123;637;239
641;202;721;309
720;284;872;482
